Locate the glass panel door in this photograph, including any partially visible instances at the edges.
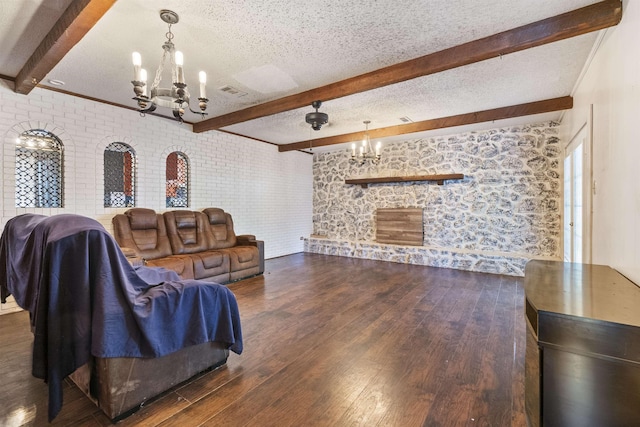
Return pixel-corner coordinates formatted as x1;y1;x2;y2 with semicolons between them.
564;155;573;262
564;124;590;263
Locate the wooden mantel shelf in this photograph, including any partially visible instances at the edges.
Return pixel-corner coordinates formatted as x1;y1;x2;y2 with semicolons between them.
345;174;464;188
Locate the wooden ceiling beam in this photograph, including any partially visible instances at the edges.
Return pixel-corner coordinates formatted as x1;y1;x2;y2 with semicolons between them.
194;0;620;133
14;0;117;95
278;96;573;152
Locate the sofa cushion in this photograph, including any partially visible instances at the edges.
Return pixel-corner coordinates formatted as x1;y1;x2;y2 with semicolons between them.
174;211;197;245
112;209;173;260
235;247;257;263
126;208;158;230
130;229;160;252
200;251;226;269
174;211;196;228
164;211;208;254
218;246;259;272
192;251;230;282
225;247;260;281
202;208;237;249
145;256;194;280
204;208;226;225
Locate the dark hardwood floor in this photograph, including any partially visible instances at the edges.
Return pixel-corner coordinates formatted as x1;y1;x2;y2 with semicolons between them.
0;253;527;426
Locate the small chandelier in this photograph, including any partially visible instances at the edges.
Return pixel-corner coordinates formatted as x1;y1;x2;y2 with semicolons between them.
130;10;208;122
350;120;381;165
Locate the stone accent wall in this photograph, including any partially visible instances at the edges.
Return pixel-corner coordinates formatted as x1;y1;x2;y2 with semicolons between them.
306;121;562;276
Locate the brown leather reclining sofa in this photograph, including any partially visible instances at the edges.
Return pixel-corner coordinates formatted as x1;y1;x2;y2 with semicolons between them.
112;207;264;283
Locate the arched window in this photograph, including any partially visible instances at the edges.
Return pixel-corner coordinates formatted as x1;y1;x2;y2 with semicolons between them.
104;142;136;207
15;129;64;208
166;151;189;207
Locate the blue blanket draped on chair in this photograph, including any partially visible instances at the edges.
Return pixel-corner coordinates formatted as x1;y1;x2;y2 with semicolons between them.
0;214;242;421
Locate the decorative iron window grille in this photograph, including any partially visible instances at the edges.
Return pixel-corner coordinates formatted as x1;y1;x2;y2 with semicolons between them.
104;142;136;207
166;151;189;207
15;129;64;208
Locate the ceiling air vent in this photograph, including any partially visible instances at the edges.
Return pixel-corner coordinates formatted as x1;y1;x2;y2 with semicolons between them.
218;85;247;97
399;116;413;123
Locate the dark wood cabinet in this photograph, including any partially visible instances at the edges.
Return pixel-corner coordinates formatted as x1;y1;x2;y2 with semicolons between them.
524;261;640;426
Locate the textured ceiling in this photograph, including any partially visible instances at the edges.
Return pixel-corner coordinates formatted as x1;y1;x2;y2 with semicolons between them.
0;0;605;152
0;0;75;76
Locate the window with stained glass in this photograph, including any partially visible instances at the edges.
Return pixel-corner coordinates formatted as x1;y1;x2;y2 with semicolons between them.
104;142;136;207
166;151;189;207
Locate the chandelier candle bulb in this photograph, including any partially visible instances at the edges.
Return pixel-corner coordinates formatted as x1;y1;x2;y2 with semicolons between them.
132;52;142;81
175;51;184;84
140;69;147;96
376;141;381;156
352;143;356;156
199;71;207;99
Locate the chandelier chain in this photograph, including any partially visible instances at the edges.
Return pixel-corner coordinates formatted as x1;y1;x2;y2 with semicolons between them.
151;49;167;90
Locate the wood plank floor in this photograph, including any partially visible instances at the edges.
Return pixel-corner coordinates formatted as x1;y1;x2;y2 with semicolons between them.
0;253;527;426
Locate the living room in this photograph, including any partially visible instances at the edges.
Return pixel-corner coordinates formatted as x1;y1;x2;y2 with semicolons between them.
0;0;638;425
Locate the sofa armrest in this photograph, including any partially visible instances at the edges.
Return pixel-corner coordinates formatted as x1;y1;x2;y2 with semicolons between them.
120;247;144;267
236;236;264;274
120;246;137;257
236;234;256;244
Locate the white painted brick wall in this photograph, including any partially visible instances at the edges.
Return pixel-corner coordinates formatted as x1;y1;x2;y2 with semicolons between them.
0;81;312;314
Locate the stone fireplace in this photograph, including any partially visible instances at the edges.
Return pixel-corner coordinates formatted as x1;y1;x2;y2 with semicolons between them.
307;121;562;276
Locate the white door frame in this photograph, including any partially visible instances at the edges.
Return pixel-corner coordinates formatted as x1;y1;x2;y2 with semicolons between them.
563;106;593;263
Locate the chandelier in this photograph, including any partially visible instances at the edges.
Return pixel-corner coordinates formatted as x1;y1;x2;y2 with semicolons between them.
350;120;381;165
131;10;208;121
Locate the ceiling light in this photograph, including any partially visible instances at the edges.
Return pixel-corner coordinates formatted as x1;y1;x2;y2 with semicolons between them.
130;10;208;122
305;100;328;131
47;79;65;86
350;120;381;165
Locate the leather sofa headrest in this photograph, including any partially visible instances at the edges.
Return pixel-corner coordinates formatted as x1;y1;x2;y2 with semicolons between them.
125;208;158;230
174;211;197;229
203;208;227;225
